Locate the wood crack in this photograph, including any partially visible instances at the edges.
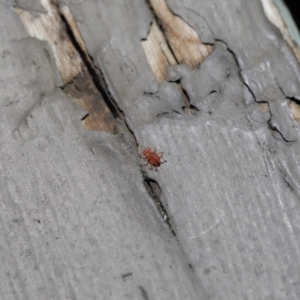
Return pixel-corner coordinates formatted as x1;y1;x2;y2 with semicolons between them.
142;0;214;113
14;0;176;237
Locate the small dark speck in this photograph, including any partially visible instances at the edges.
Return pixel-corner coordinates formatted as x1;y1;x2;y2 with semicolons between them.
122;272;132;280
204;268;210;275
188;263;193;270
208;111;212;115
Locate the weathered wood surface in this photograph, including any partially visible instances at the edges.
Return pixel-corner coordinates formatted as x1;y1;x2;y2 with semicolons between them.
1;0;300;299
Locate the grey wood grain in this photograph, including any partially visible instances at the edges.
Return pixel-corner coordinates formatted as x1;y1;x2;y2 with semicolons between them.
0;2;202;300
1;0;300;299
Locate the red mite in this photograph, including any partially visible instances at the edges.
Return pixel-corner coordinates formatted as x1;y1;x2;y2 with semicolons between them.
140;148;166;171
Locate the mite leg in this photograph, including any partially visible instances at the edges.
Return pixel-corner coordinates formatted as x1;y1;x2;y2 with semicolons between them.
141;160;149;167
158;152;166;162
158;153;167;164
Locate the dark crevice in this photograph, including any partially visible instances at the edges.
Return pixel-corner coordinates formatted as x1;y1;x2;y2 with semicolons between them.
288;97;300;105
156;112;169;118
278;85;286;97
283;175;294;191
243;81;258;103
144;90;157;96
209;90;217;95
216;39;246;87
157;22;179;65
172;109;181;114
279;166;294;192
180;85;191;105
277;85;300;102
161;46;175;66
190;104;199;111
216;38;293;142
258;100;269;106
145;0;180;65
156;110;182;118
121;119;139;148
55;4;179;236
58;10;122;121
264;98;295;142
57;5;139;150
139;286;149;300
268;123;295;143
143;0;203;115
141;20;153;42
143;175;176;236
121;272;133;280
80;113;89;122
174;78;198;113
144;0;155;16
285;93;300;106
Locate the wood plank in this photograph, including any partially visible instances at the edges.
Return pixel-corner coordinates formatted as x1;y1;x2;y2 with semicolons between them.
1;0;300;299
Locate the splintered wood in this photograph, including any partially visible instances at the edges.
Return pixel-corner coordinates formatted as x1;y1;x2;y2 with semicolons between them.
142;21;177;82
14;0;117;133
290;101;300;123
142;0;214;82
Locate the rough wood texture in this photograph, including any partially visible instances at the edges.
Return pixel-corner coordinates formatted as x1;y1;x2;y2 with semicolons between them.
142;20;177;82
148;0;213;69
261;0;300;62
2;0;300;299
14;1;118;133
